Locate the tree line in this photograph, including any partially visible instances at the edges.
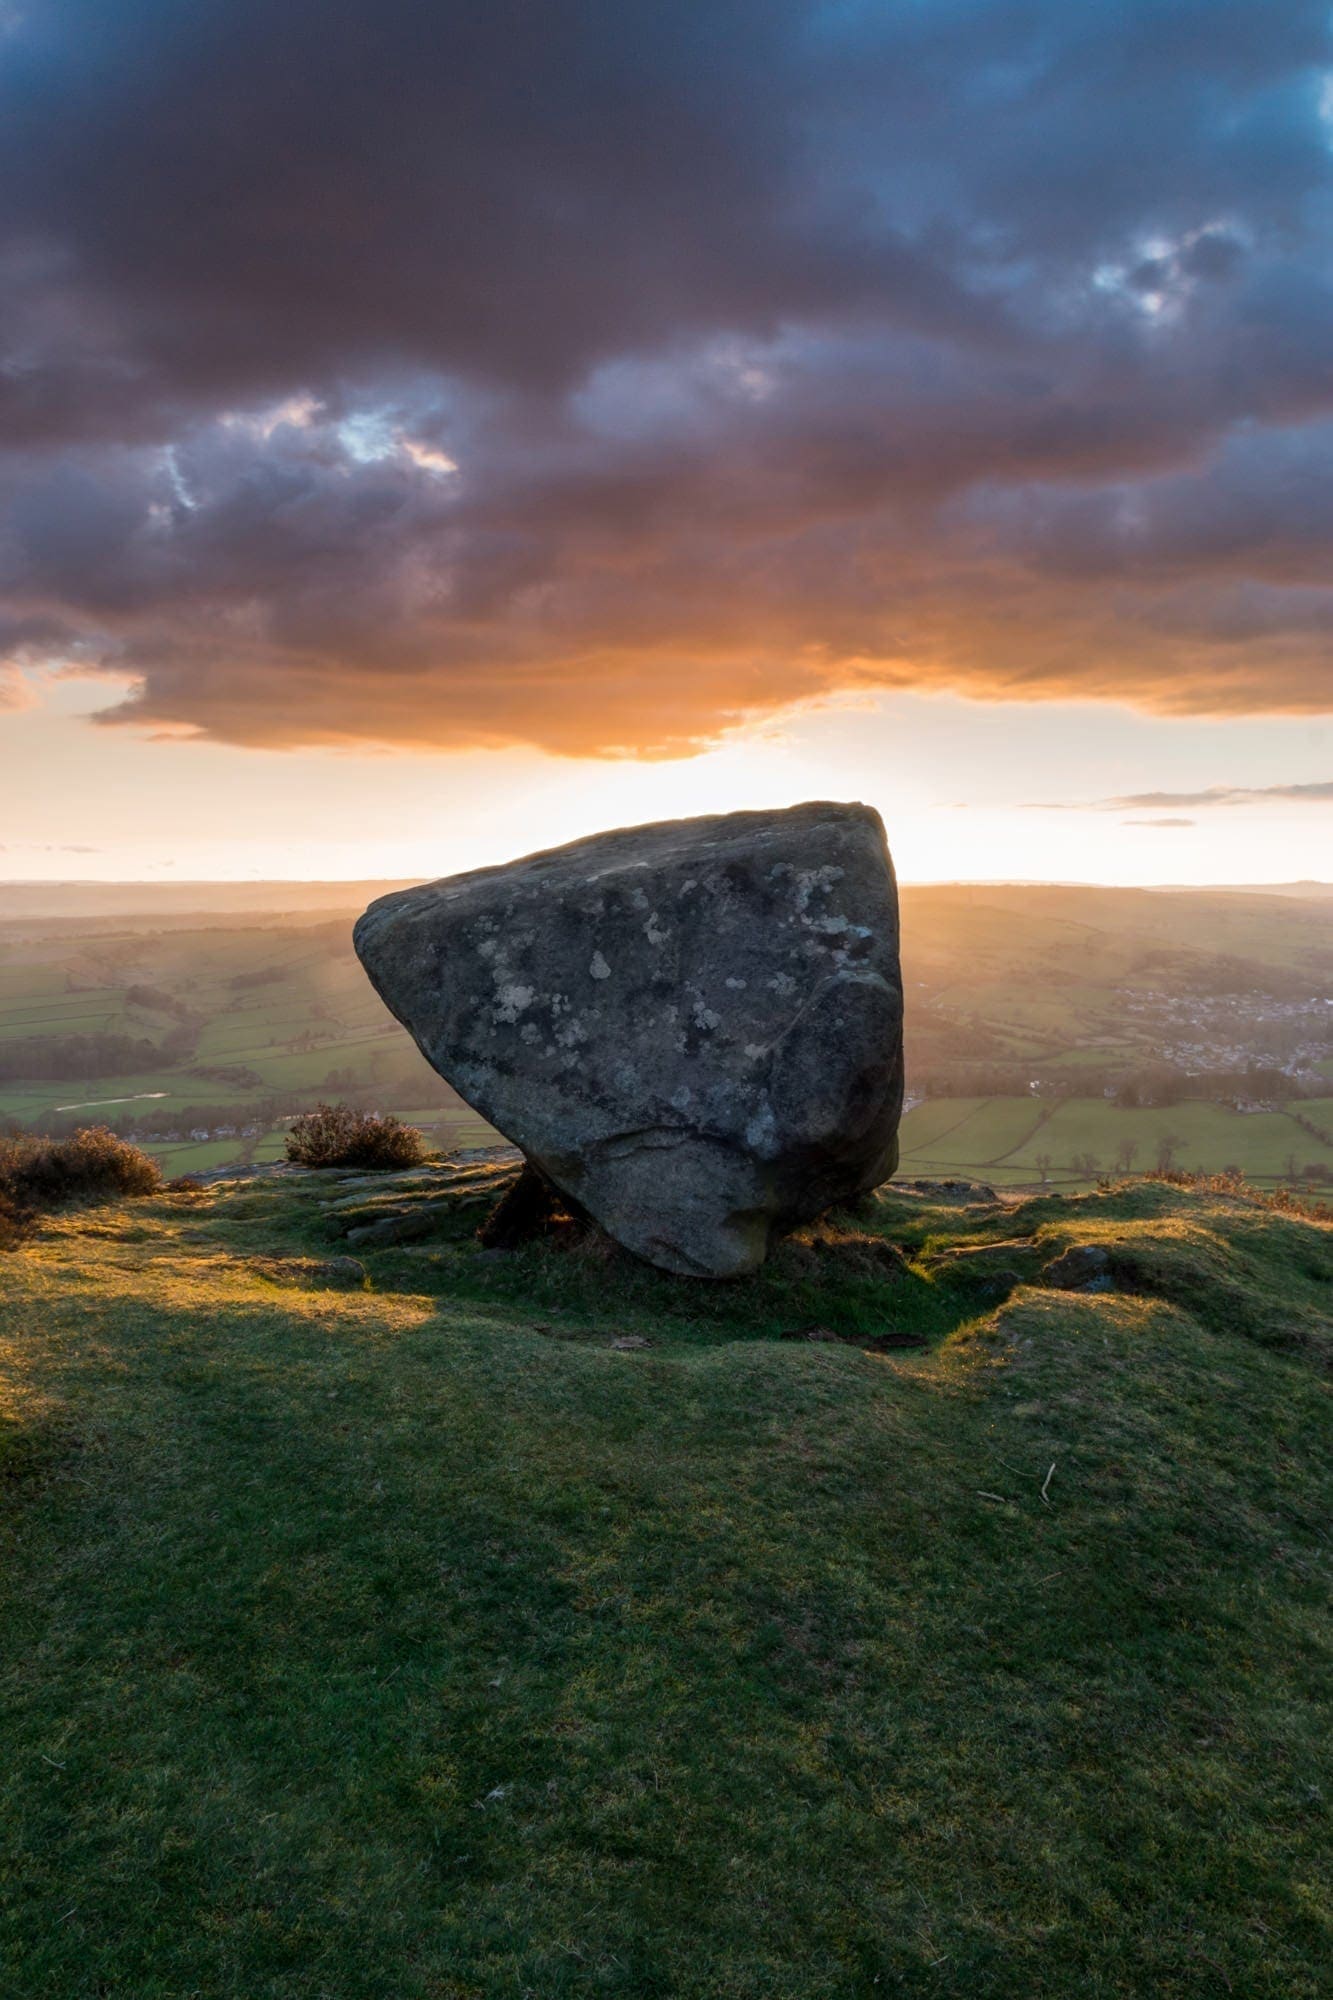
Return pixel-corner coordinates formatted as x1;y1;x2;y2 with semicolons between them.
0;1032;183;1082
910;1060;1325;1106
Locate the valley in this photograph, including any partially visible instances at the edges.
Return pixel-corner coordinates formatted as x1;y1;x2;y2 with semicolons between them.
2;879;1330;1190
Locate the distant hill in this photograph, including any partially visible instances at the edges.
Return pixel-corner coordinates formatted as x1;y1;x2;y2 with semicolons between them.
1;875;1329;924
0;880;417;924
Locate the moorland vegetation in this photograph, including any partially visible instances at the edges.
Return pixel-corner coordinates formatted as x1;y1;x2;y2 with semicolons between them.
285;1101;430;1171
0;1124;161;1246
0;1147;1328;1996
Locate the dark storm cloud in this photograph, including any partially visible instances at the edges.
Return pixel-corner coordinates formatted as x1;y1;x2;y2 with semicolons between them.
0;0;1006;437
0;0;1331;752
967;422;1333;584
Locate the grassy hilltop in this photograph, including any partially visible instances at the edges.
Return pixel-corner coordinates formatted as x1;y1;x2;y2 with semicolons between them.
1;1165;1329;1997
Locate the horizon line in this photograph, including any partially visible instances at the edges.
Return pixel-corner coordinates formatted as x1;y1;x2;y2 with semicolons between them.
1;875;1329;894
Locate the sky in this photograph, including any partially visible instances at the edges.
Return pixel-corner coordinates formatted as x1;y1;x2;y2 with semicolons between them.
0;0;1330;885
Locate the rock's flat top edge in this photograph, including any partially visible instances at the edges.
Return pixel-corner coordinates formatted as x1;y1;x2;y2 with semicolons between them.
356;800;885;927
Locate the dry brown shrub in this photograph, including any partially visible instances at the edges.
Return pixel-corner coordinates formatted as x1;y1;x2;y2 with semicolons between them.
1147;1167;1332;1224
285;1102;428;1171
0;1127;162;1245
0;1190;32;1250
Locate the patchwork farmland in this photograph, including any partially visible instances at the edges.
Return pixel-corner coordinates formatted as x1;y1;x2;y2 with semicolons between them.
1;880;1330;1188
897;1094;1333;1191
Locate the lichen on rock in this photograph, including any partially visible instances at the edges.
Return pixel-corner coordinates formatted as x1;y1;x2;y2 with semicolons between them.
353;801;904;1277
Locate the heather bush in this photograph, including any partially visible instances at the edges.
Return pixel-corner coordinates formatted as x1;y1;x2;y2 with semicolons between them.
1147;1166;1333;1225
284;1103;428;1171
0;1190;29;1250
0;1126;162;1244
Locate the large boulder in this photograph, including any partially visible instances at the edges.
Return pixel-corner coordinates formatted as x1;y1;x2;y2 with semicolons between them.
353;802;904;1276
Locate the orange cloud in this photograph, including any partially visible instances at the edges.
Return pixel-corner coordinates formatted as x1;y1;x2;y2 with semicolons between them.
1;0;1331;756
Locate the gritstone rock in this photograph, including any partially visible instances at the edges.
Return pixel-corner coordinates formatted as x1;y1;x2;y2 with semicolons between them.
1041;1244;1115;1291
353;801;904;1277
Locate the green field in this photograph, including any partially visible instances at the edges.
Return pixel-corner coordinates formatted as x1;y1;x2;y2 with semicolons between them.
0;915;502;1163
2;881;1330;1181
899;1097;1047;1175
0;1165;1328;1995
899;1095;1333;1190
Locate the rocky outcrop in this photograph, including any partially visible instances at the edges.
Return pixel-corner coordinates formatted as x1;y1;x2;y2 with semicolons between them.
354;802;904;1276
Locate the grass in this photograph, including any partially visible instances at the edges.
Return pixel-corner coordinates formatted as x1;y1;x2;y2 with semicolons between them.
0;1169;1328;1996
152;1137;257;1176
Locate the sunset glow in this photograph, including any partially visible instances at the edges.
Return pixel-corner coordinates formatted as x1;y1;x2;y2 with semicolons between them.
0;1;1330;881
1;668;1325;887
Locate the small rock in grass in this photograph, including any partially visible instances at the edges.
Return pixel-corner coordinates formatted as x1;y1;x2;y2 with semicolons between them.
895;1178;999;1204
344;1200;470;1248
320;1256;369;1287
609;1333;651;1350
1041;1244;1113;1291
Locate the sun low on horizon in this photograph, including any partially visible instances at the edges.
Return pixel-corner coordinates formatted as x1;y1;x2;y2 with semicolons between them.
0;667;1328;889
0;0;1330;886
